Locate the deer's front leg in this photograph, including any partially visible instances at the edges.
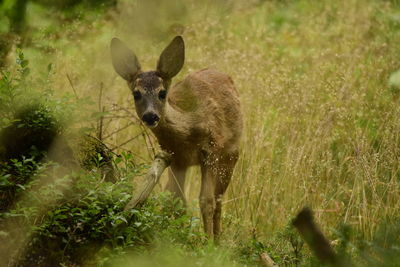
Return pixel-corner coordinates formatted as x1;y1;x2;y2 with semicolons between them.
200;163;217;238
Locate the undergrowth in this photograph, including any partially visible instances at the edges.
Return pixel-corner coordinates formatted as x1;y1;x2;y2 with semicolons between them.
1;0;400;266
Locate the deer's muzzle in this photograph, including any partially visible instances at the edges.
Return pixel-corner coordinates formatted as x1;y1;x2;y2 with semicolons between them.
142;112;160;128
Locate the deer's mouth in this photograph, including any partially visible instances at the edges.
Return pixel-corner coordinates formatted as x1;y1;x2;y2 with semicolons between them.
144;120;159;128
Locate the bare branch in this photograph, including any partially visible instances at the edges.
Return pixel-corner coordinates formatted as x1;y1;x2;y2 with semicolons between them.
124;151;172;211
102;122;135;140
97;82;104;140
66;73;79;99
110;132;144;151
109;103;140;122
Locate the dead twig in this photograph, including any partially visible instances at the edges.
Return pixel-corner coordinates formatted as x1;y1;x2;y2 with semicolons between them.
124;151;172;211
110;145;148;162
110;132;144;151
66;73;79;99
102;122;135;140
110;102;141;122
98;82;104;141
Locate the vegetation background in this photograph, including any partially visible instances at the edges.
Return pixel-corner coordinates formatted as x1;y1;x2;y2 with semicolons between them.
1;0;400;266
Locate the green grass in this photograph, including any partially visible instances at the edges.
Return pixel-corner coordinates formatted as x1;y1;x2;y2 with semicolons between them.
1;0;400;265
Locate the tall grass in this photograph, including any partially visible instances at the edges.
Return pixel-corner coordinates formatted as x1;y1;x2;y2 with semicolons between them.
14;0;400;252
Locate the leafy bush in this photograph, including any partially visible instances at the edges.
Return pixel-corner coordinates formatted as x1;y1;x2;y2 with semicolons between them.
0;103;60;163
15;174;200;265
0;51;64;210
0;154;204;266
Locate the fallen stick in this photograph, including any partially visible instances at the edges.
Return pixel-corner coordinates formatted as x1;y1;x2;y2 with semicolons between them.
292;207;339;266
124;151;172;211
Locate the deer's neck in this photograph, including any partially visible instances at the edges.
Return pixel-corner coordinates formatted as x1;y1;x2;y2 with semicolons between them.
151;101;192;144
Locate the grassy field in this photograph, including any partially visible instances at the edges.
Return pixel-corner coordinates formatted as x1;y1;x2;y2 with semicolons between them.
2;0;400;265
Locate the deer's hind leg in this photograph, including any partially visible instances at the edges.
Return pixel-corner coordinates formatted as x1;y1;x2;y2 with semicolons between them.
199;161;217;238
213;152;239;238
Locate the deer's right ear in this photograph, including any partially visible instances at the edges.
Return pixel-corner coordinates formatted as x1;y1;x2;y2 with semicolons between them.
110;38;141;82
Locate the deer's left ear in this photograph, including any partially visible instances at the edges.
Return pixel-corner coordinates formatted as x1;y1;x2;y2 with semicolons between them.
157;36;185;80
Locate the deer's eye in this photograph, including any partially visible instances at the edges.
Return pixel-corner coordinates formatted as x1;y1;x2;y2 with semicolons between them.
158;90;167;100
133;90;142;101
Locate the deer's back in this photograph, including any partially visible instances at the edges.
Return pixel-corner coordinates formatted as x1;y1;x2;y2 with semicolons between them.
168;68;242;154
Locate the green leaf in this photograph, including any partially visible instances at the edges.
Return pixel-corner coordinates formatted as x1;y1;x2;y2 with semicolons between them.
21;59;29;68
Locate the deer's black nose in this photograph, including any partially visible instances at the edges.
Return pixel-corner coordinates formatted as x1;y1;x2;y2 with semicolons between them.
142;112;160;126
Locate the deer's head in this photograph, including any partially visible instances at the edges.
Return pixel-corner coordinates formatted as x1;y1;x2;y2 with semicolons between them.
111;36;184;128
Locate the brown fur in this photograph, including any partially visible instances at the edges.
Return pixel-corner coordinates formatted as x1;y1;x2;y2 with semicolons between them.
153;68;243;238
154;68;242;166
111;36;243;239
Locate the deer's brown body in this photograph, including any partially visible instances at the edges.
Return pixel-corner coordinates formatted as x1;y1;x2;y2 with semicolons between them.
111;36;242;238
154;68;242;166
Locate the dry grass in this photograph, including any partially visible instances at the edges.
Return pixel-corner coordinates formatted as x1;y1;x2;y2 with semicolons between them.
20;0;400;247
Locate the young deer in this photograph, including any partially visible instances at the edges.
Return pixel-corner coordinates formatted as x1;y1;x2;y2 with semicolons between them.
110;36;242;238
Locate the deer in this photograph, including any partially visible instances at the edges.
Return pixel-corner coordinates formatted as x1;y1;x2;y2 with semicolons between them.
110;36;243;239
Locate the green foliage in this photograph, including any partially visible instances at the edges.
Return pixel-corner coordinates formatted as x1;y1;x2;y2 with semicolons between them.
361;220;400;267
330;220;400;267
278;224;305;266
237;236;270;265
0;0;116;35
0;103;60;161
235;225;305;267
1;0;400;266
3;165;203;266
0;50;31;123
0;53;60;209
0;50;96;133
